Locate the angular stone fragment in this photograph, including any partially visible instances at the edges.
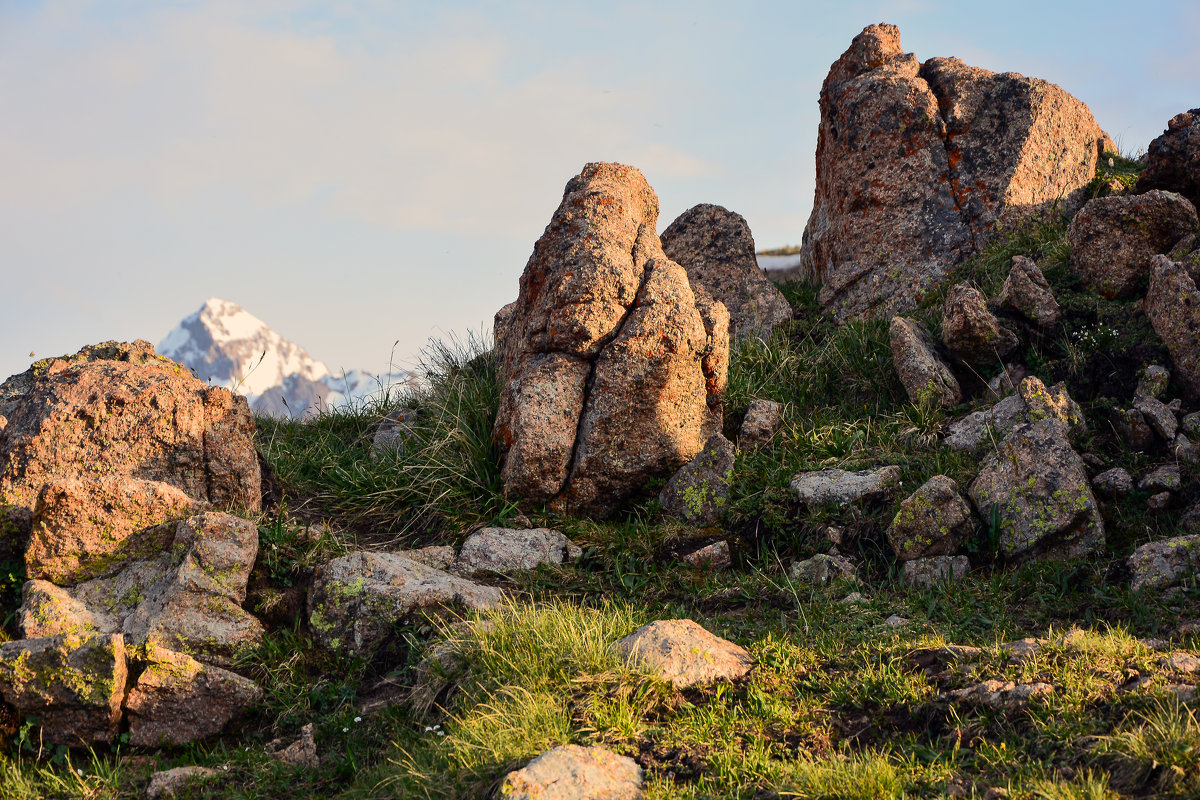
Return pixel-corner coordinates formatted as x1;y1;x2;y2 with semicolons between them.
945;394;1026;451
903;555;969;587
1136;108;1200;209
501;745;643;800
948;679;1053;708
0;633;126;746
997;256;1060;329
1092;468;1133;497
20;512;263;664
657;434;735;526
1129;535;1200;591
967;419;1104;560
888;475;975;560
271;722;319;769
614;619;752;688
679;539;731;570
1114;407;1157;451
1018;377;1085;436
455;528;581;573
25;477;205;586
495;163;728;517
660;203;793;341
889;317;961;408
0;340;260;513
308;552;501;653
1139;464;1181;493
1068;191;1199;298
942;285;1019;366
1137;365;1171;399
1134;394;1178;441
125;645;262;746
738;399;784;450
146;767;221;800
789;553;856;586
791;465;902;506
1148;254;1200;400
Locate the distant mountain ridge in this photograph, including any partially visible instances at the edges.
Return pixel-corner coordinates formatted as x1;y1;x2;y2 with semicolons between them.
158;297;413;417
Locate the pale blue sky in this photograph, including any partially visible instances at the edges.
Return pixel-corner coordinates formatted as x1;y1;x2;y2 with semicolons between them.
2;0;1195;381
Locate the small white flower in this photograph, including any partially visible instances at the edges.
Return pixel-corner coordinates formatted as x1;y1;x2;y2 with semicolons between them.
354;716;362;723
223;765;229;772
424;726;433;732
1108;157;1114;168
437;731;445;737
342;727;349;733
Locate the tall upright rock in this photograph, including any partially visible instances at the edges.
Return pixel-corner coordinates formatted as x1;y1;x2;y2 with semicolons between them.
495;163;728;517
799;23;1111;320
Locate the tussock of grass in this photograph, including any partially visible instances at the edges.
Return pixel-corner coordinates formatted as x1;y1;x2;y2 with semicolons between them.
1094;698;1200;795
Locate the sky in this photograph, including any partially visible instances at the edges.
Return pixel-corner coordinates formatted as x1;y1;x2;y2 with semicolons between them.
2;0;1196;381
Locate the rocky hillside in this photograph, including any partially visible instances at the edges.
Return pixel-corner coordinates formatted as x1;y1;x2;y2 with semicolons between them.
2;23;1200;800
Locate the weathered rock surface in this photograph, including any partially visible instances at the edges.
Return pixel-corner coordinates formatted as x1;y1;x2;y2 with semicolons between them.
945;394;1026;451
903;555;969;587
1134;394;1178;441
789;553;856;586
1068;191;1199;298
799;24;1109;320
1148;254;1200;400
20;512;263;664
25;477;205;586
1136;109;1200;209
943;285;1019;366
308;552;501;652
495;163;728;516
1139;464;1181;493
888;475;975;560
890;317;961;408
270;722;319;769
125;645;262;746
1114;407;1157;451
455;527;581;573
0;340;260;513
1018;377;1085;436
738;399;784;450
0;633;126;745
500;744;644;800
679;539;732;570
657;434;735;525
146;767;221;800
615;619;752;688
1092;468;1133;497
997;256;1060;329
948;679;1053;709
967;419;1104;560
660;203;792;341
1137;365;1171;399
1129;535;1200;591
372;408;422;456
791;465;902;506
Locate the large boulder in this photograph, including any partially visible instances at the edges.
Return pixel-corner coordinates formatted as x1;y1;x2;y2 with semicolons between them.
0;633;127;746
0;340;260;513
1068;191;1198;298
1136;109;1200;209
1147;254;1200;399
799;24;1110;320
660;203;792;341
20;511;263;665
889;317;961;408
967;419;1104;560
494;163;729;517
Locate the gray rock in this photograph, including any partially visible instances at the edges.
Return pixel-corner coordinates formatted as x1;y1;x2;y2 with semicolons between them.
660;203;793;341
1003;637;1044;664
614;619;752;688
1018;377;1086;436
1092;468;1134;497
1137;365;1171;399
1114;407;1157;451
1129;535;1200;591
657;434;736;525
945;394;1026;451
1134;395;1178;441
1175;434;1200;466
986;363;1028;400
997;256;1060;329
791;465;902;506
947;679;1053;709
146;767;221;800
789;553;857;586
942;285;1019;366
1161;652;1200;674
1148;254;1200;400
903;555;969;587
967;419;1104;560
884;614;910;628
0;633;127;746
738;399;784;450
889;317;962;408
1068;190;1199;298
500;745;644;800
1136;108;1200;209
1148;492;1173;511
308;552;501;653
1139;464;1182;492
888;475;975;560
455;528;581;573
399;545;457;571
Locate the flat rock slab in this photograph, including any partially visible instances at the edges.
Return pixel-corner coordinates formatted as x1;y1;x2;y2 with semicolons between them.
947;680;1053;709
455;528;581;573
308;551;501;653
501;744;643;800
791;465;901;506
146;767;221;800
614;619;752;688
1128;535;1200;591
945;394;1026;451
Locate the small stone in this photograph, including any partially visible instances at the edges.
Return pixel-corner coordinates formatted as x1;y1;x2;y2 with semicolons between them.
1093;467;1133;497
372;408;422;455
1182;411;1200;438
1164;684;1197;703
903;556;969;587
889;317;962;408
1148;492;1173;511
1018;377;1085;435
887;475;975;560
943;285;1019;366
986;364;1028;399
1114;407;1157;451
945;394;1026;451
738;399;784;450
614;619;752;688
997;256;1060;328
1137;365;1171;399
679;540;732;570
146;767;220;800
455;528;581;573
1129;535;1200;591
789;553;856;586
657;434;736;526
1003;637;1044;664
948;679;1053;709
884;614;909;628
1174;435;1200;466
1140;464;1182;492
791;465;901;506
1134;395;1178;441
1160;652;1200;673
500;744;643;800
271;723;319;769
839;592;865;604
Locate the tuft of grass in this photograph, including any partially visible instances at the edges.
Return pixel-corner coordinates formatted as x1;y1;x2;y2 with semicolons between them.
1093;697;1200;794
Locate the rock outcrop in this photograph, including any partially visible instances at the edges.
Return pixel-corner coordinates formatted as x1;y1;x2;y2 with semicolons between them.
1136;109;1199;209
660;203;792;341
1147;254;1200;399
799;24;1110;320
494;163;729;517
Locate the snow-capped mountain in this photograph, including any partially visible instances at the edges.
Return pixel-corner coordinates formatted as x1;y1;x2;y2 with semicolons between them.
158;298;414;417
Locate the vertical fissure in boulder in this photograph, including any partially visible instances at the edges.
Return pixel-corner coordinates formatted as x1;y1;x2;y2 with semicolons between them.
917;63;978;254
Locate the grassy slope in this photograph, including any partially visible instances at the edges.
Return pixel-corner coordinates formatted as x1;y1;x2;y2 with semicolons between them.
3;159;1199;800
